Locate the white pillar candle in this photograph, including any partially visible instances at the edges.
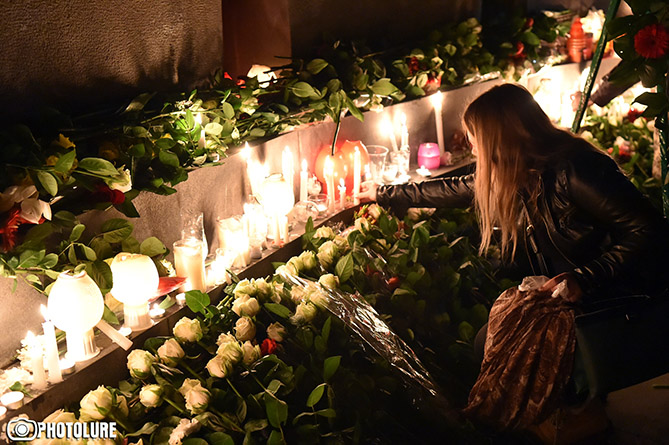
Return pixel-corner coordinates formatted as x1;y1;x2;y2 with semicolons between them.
324;156;335;215
300;159;308;202
40;305;62;384
173;238;207;292
338;178;346;210
430;91;445;157
282;146;294;193
149;304;166;319
280;215;289;244
0;391;24;410
26;331;47;390
353;147;361;205
272;215;281;247
95;320;133;350
176;293;186;306
58;358;75;376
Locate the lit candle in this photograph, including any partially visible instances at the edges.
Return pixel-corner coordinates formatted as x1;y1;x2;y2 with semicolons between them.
195;113;206;149
96;320;133;350
300;159;308;202
176;293;186;306
0;391;24;410
40;305;62;384
364;164;371;181
324;156;335;215
279;215;289;244
173;238;207;292
353;147;361;205
381;118;399;152
243;142;263;198
398;112;409;149
58;358;75;376
149;304;166;319
282;146;294;194
429;91;445;157
25;331;47;390
338;178;346;210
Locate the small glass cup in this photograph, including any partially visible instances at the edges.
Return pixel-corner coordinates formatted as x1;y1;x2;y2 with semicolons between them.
311;194;329;218
366;145;389;184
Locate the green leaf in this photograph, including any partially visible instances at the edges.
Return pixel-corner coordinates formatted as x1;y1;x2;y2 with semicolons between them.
292;82;317;98
267;430;286;445
40;253;58;269
101;218;133;243
206;432;235;445
123;93;155;113
307;58;329;75
183;439;209;445
37;171;58;196
264;303;292;319
102;304;120;325
18;249;45;268
129;143;146;157
70;224;85;242
458;321;475;342
53;149;76;173
159;296;175;310
81;245;97;261
87;260;113;295
159;150;180;168
121;236;140;253
249;128;265;138
140;237;167;257
323;356;341;381
90;238;113;260
205;122;224;136
370;78;399;96
221;102;235;119
519;31;540;46
24;274;41;286
154;138;176;150
315;408;336;418
335;253;354;283
306;383;326;407
185;110;196;130
264;396;288;428
185;290;211;315
78;157;119;176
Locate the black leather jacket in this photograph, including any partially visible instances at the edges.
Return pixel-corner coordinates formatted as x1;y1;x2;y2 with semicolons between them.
377;148;669;302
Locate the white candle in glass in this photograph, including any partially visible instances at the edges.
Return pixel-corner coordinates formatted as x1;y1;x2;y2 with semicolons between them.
25;331;47;390
300;159;308;202
59;357;76;376
324;156;335;215
429;91;445;156
282;146;294;193
353;147;361;205
280;215;289;244
195;113;206;149
338;178;346;210
173;238;207;292
40;305;62;384
381;118;398;152
0;391;24;409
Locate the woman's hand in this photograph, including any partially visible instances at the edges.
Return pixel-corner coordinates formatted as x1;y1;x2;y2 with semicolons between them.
358;181;379;203
539;272;583;303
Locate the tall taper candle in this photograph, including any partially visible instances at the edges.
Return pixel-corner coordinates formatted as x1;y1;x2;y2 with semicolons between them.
40;305;62;384
26;331;47;390
430;91;445;158
353;146;361;205
324;156;335;215
300;159;308;202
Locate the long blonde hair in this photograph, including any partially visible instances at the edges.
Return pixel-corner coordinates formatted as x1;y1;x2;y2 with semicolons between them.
463;83;582;260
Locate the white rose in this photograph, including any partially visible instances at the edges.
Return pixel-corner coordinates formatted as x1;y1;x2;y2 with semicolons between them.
127;349;155;380
178;379;210;414
318;273;339;290
157;339;185;367
43;409;77;424
333;235;349;251
287;257;304;274
216;332;237;347
20;197;52;224
79;386;113;421
253;278;272;300
173;317;203;343
168;418;201;445
234;317;256;341
368;204;383;220
354;217;370;232
291;301;318;324
139;384;163;408
314;226;335;239
308;287;329;309
206;355;233;379
241;341;261;365
232;295;260;317
116;394;129;417
271;282;284;303
298;251;317;270
233;279;256;299
317;241;339;270
266;322;287;342
275;265;294;277
217;340;243;364
290;285;306;304
633;117;646;128
106;168;132;193
580;130;594;141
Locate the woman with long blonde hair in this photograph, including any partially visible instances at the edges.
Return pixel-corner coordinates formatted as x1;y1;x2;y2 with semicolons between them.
360;83;669;303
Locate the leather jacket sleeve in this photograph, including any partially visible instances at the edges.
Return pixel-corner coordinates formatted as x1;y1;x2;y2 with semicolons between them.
375;174;475;213
564;152;669;296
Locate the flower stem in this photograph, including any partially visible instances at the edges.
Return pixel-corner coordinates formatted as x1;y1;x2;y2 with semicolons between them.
226;378;243;400
181;362;206;384
164;397;188;415
107;413;133;434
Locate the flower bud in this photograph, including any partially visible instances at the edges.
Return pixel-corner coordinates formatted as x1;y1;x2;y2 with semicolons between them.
233;279;256;299
368;204;382;220
127;349;155;380
179;379;211;414
315;226;335;239
318;273;339;290
232;295;261;317
173;317;203;343
266;322;287;342
217;340;243;364
291;301;318;324
241;341;261;365
317;240;339;270
157;339;185;367
80;386;113;421
298;251;318;270
206;355;233;379
234;317;256;341
139;384;163;408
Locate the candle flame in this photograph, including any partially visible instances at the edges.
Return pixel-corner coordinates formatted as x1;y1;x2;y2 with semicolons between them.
195;113;203;124
26;330;35;341
398;112;407;126
324;156;333;176
354;146;359;153
301;159;307;172
429;91;443;110
380;118;394;137
339;178;345;186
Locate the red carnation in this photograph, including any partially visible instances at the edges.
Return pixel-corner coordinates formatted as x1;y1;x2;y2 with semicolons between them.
512;41;526;59
634;23;669;59
627;108;643;123
261;338;278;356
408;56;420;75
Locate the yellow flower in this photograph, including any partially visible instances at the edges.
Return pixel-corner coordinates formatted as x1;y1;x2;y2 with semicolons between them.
45;155;59;166
98;141;120;161
56;134;75;149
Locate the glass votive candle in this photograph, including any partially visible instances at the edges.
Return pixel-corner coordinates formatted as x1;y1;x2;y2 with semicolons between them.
311;194;328;218
0;391;25;410
173;238;207;292
59;358;76;376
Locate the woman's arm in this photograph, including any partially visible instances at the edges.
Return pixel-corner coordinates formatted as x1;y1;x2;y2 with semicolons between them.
364;174;475;213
